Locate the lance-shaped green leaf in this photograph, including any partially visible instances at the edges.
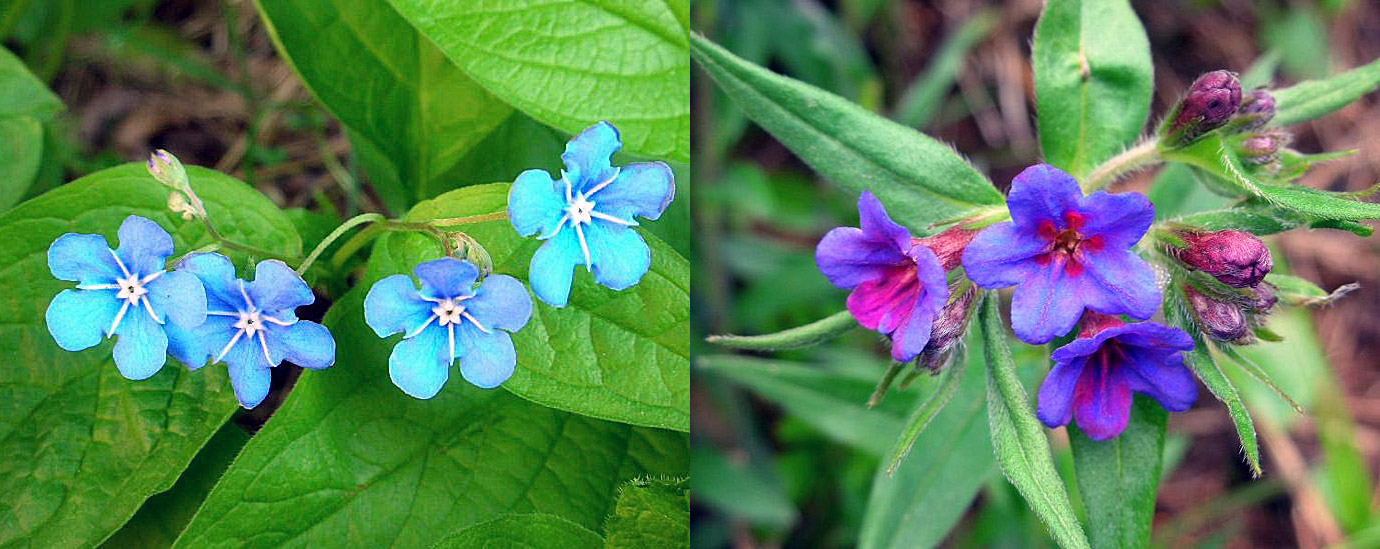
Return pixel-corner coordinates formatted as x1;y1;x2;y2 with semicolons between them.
254;0;513;212
433;514;603;549
1069;396;1167;549
602;477;689;548
390;184;689;432
885;348;967;475
0;163;301;547
690;34;1003;230
705;310;856;351
1265;273;1359;307
174;284;687;546
979;296;1090;549
1273;57;1380;126
1033;0;1153;179
0;45;62;209
384;0;690;163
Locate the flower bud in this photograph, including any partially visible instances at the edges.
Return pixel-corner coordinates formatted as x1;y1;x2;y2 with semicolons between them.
1162;70;1242;147
1171;229;1272;287
915;226;978;271
918;283;977;372
1234;89;1276;131
147;149;188;190
1238;130;1290;165
447;232;493;274
167;192;198;220
1245;283;1277;313
1185;286;1249;342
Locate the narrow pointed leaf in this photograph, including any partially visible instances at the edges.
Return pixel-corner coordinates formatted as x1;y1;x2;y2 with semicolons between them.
885;348;967;475
1273;58;1380;126
1069;396;1167;549
705;310;856;351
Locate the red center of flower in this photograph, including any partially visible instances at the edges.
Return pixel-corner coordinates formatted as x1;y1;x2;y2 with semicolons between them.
1034;211;1104;276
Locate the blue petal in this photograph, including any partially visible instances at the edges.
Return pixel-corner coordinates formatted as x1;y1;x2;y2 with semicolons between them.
1123;349;1198;412
562;121;621;192
177;252;242;310
112;307;169;380
456;325;516;389
1006;164;1083;232
1081;249;1161;320
145;270;206;328
858;191;913;252
887;246;949;362
528;230;584;308
465;274;532;333
166;315;237;370
248;260;313;312
266;320;335;370
815;226;909;290
116;215;175;276
1010;260;1087;344
591;161;674;222
48;233;119;285
586;222;651;291
413;257;478;299
388;325;450;399
1072;362;1133;441
509;169;568;238
961;222;1048;290
46;289;120;351
226;354;273;409
1037;356;1087;429
364;274;433;337
1080;191;1155;249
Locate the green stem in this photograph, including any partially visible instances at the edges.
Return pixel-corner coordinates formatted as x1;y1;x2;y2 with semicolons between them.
200;218;295;262
428;211;508;227
295;213;385;275
1082;139;1162;192
329;223;386;269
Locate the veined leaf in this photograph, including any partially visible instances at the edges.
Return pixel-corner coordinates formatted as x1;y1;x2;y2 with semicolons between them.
254;0;513;212
1033;0;1153;179
433;514;603;549
1069;396;1167;549
691;33;1003;230
0;163;301;547
602;477;689;548
979;296;1090;549
1273;57;1380;126
0;45;61;209
385;0;690;163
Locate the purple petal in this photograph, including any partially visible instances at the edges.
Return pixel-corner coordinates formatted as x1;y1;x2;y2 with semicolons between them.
847;266;918;335
858;191;912;252
1006;164;1082;231
1080;249;1161;320
48;233;120;285
413;257;478;299
593;161;675;222
1072;362;1133;441
961;222;1048;289
1009;259;1087;344
815;226;909;290
1123;349;1198;412
115;215;175;276
1079;191;1155;249
1037;357;1087;429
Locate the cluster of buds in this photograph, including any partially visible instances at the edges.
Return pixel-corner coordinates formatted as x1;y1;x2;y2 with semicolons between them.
446;231;494;274
1167;228;1278;343
147;150;208;220
1159;70;1290;171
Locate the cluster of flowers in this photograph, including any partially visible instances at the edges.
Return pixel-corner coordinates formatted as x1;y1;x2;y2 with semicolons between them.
45;122;674;408
817;72;1283;440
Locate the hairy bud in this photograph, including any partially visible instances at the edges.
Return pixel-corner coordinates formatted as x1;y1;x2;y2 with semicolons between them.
1171;229;1273;287
915;226;978;271
918;283;978;372
447;232;493;274
1245;283;1278;313
147;149;188;189
1162;70;1242;147
1239;130;1290;165
1185;286;1250;342
1234;89;1276;131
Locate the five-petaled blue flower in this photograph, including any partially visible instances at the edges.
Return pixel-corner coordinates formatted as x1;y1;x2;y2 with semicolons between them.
364;257;533;399
1037;313;1197;440
816;191;949;362
166;253;335;409
46;215;207;380
508;121;675;307
962;164;1160;344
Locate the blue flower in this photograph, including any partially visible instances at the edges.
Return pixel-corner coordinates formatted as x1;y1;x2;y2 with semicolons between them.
508;121;675;307
165;253;335;409
46;215;207;380
1037;313;1197;440
962;164;1161;344
364;258;533;399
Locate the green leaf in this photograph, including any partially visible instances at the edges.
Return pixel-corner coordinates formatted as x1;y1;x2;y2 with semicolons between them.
0;45;61;210
602;477;689;549
0;45;61;120
690;446;796;528
1032;0;1153;179
174;285;687;547
690;34;1003;230
1069;396;1167;549
385;0;690;163
102;424;252;548
393;184;689;432
859;332;997;549
432;514;603;549
1273;57;1380;126
979;296;1090;549
705;310;856;351
254;0;513;212
0;163;300;547
884;349;967;475
1254;184;1380;222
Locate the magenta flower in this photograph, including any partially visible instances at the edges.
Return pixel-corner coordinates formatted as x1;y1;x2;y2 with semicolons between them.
816;191;948;362
1037;313;1197;440
962;164;1160;344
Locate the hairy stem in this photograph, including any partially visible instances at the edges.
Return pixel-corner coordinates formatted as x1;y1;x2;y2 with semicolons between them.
1083;139;1162;192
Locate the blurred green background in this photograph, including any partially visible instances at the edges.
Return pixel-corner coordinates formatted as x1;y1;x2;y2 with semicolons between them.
691;0;1380;547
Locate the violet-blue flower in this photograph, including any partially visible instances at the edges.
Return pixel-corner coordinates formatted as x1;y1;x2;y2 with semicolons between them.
962;164;1160;344
508;121;675;307
364;257;532;399
45;215;206;380
1037;313;1197;440
165;253;335;409
816;191;948;362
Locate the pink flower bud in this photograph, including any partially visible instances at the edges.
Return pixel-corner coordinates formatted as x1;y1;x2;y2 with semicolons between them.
1185;286;1249;342
915;226;978;271
1163;71;1242;147
918;284;977;372
1172;229;1273;287
1235;90;1276;131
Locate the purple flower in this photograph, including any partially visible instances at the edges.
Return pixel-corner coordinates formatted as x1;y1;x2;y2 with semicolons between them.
962;164;1160;344
816;191;948;362
1037;313;1197;441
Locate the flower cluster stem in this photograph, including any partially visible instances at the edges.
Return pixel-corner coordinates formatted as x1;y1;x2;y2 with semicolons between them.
429;211;508;227
199;217;297;263
1083;139;1162;192
296;213;386;275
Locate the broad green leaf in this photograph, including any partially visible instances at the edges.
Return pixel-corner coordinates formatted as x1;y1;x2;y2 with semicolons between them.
1273;57;1380;126
602;477;689;548
859;334;996;549
1033;0;1153;179
979;296;1090;549
391;184;689;432
1069;396;1167;549
0;163;301;547
1254;184;1380;222
174;285;688;547
0;45;61;119
0;45;61;210
102;424;252;548
385;0;690;163
433;514;603;549
254;0;513;212
690;34;1003;230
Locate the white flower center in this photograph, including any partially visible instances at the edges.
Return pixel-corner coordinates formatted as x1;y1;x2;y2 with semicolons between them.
536;169;640;270
408;295;491;363
234;310;265;337
116;273;149;303
207;280;296;366
567;195;596;225
91;249;167;336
